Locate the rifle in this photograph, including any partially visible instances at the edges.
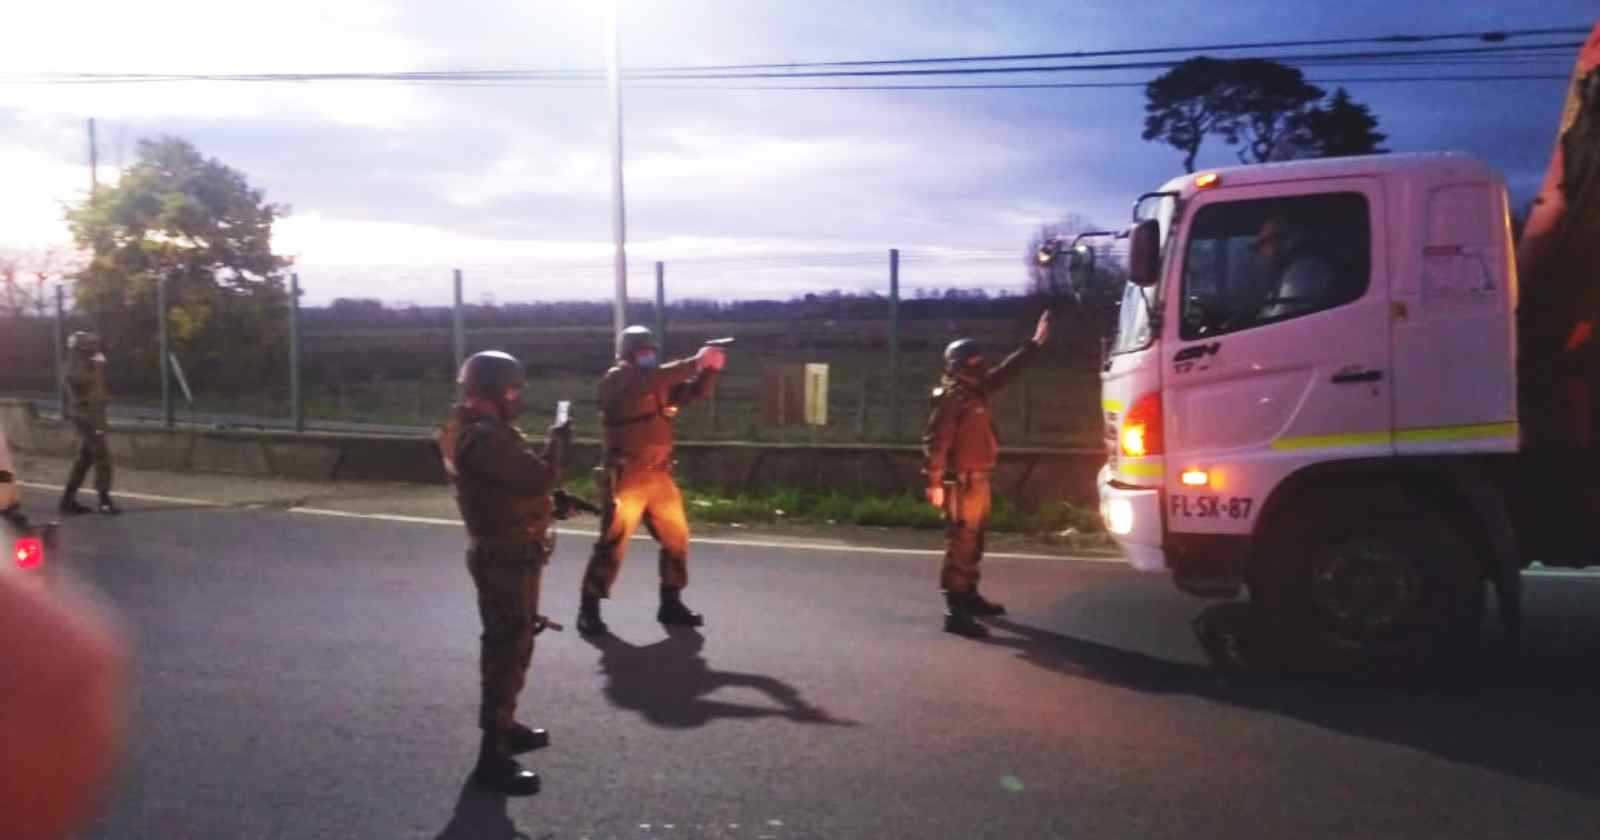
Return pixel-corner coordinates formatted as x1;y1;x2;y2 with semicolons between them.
553;488;603;520
703;337;735;347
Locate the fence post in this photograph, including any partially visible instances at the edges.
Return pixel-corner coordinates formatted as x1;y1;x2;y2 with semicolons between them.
53;285;65;416
888;248;900;442
1022;379;1033;443
709;382;718;437
289;273;303;432
452;269;466;377
158;276;173;427
654;261;666;355
857;375;868;441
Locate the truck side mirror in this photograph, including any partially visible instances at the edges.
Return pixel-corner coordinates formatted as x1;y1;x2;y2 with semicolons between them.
1128;219;1162;289
1066;244;1096;293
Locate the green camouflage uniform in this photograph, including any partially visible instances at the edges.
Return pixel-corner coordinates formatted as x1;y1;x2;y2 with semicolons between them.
64;351;112;498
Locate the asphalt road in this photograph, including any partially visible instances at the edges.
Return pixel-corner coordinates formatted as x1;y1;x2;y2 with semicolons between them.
44;498;1600;839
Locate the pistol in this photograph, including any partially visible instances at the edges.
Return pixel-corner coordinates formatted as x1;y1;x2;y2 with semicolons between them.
553;488;603;520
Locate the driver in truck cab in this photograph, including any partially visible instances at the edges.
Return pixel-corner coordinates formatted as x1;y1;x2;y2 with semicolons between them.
1250;212;1339;321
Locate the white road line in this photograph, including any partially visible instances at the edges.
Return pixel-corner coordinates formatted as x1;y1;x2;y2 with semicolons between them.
27;480;1599;573
285;505;1123;563
22;482;213;507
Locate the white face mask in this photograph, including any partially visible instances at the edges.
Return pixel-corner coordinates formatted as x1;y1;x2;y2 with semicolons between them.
635;351;659;369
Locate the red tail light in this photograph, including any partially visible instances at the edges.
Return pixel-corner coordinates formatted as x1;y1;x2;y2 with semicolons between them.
1121;392;1164;457
14;536;44;571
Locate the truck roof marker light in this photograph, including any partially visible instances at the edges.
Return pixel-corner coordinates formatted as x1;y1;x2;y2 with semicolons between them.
1181;469;1209;487
1195;172;1221;189
1121;392;1164;458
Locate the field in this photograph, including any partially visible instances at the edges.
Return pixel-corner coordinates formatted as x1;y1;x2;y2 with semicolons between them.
1;314;1107;446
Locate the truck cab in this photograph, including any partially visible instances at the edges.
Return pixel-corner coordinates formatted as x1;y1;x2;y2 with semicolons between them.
1080;153;1524;661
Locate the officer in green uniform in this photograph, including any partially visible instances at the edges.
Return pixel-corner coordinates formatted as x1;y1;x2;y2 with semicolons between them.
60;331;118;515
922;311;1050;638
438;351;568;796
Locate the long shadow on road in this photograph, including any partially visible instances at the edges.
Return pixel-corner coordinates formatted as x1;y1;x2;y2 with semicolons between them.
584;626;856;729
979;609;1600;801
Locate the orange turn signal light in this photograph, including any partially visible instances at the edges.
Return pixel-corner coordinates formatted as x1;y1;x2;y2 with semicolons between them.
1180;469;1209;487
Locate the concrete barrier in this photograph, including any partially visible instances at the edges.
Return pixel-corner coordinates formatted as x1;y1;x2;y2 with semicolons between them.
0;398;1103;505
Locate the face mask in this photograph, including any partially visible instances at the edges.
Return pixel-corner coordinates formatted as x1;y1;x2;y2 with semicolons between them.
635;351;659;369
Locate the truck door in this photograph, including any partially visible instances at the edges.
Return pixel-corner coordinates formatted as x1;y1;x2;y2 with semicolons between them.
1162;179;1390;534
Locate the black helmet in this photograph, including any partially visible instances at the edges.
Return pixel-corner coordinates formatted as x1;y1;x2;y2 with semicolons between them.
617;325;658;359
942;338;984;373
68;331;101;353
457;351;527;401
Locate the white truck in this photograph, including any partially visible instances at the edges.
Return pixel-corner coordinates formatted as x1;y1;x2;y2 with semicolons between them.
1045;30;1600;663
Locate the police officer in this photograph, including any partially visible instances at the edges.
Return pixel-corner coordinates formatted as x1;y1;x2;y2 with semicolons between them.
60;331;118;515
923;311;1051;638
577;326;726;637
439;350;568;796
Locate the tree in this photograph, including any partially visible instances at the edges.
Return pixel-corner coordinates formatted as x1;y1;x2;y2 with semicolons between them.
1290;87;1389;158
1218;60;1325;164
1145;59;1385;169
66;137;291;390
1142;57;1243;173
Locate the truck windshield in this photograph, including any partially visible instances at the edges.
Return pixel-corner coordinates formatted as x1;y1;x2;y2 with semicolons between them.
1108;194;1177;355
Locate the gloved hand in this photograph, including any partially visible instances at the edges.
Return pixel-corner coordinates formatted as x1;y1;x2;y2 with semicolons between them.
696;345;727;371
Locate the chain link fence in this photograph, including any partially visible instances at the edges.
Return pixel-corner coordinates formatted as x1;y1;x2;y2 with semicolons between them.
1;252;1106;448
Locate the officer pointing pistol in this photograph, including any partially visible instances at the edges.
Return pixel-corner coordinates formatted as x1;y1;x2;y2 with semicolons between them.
438;351;569;796
923;311;1051;638
577;326;726;637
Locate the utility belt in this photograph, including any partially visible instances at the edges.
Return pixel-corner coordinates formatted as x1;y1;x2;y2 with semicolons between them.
594;453;674;497
944;469;992;487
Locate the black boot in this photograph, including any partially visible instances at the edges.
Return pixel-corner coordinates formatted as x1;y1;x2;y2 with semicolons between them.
473;732;540;796
502;722;550;755
577;592;609;637
943;592;990;639
961;588;1006;617
59;494;92;515
657;587;704;627
97;495;121;516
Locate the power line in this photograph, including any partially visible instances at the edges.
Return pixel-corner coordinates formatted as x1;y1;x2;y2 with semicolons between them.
0;37;1582;86
625;25;1593;71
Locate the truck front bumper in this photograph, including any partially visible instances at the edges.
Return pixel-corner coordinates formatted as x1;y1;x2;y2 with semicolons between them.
1097;464;1166;573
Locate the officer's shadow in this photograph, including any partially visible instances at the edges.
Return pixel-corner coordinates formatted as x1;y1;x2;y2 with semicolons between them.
432;778;552;840
585;626;855;729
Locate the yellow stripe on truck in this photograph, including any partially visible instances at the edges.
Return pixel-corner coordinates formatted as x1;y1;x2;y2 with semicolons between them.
1117;459;1164;478
1271;422;1518;451
1394;422;1519;444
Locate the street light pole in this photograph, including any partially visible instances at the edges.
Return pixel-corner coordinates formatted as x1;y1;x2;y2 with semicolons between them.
606;0;628;344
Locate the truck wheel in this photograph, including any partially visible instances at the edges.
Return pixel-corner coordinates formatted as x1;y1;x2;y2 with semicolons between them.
1253;485;1485;669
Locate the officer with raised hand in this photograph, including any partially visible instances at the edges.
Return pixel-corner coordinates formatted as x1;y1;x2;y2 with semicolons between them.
577;326;725;637
923;311;1051;638
439;350;568;797
60;331;118;515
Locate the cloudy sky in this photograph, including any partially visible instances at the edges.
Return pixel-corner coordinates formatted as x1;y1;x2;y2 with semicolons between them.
1;1;1591;305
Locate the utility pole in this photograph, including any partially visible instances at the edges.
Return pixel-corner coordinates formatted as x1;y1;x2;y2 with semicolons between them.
888;248;900;442
289;273;303;432
452;269;466;375
654;261;666;355
87;118;98;194
158;276;172;427
53;286;65;416
606;0;628;343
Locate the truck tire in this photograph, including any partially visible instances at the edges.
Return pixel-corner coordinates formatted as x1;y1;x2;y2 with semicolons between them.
1251;484;1485;670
